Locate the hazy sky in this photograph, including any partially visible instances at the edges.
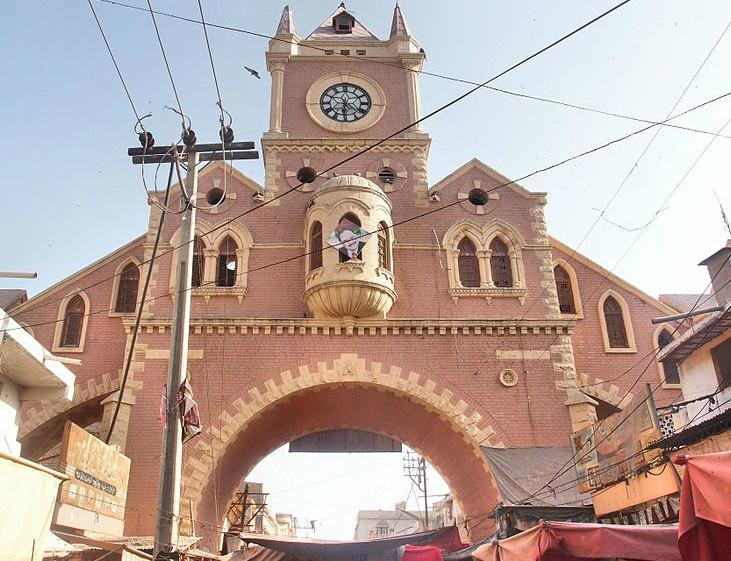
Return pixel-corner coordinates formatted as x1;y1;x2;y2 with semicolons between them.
2;0;731;539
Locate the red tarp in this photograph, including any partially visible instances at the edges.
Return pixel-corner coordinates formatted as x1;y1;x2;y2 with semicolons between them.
402;545;445;561
472;520;680;561
673;451;731;561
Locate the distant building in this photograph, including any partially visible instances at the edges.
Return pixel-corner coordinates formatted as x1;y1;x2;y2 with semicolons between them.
0;289;27;311
354;503;424;540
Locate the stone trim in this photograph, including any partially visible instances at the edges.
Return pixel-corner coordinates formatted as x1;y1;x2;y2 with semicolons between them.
52;290;92;354
576;372;635;410
107;256;142;318
127;317;575;336
179;353;501;532
20;371;144;438
551;258;584;320
597;289;638;354
652;324;682;389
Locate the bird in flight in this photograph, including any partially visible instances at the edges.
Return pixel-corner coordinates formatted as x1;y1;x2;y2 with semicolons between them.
244;66;261;79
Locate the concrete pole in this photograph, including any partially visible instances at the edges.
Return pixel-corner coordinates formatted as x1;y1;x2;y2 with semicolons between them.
422;457;429;530
154;149;199;560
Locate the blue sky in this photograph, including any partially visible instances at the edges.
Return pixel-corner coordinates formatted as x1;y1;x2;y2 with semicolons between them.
2;0;730;538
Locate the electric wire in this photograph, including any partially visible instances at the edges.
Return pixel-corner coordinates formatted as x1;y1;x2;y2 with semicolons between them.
8;89;731;334
13;0;661;322
145;0;185;127
104;158;177;443
95;0;731;141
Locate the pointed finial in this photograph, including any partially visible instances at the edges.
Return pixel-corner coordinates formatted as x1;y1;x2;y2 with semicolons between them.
390;3;411;38
276;5;297;35
339;2;346;9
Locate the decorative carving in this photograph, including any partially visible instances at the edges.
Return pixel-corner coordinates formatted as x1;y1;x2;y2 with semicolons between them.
499;369;519;387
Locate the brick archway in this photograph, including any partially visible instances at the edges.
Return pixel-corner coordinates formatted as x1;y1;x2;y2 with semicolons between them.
181;354;502;547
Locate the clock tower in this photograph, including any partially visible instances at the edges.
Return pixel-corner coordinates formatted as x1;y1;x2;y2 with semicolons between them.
262;3;430;205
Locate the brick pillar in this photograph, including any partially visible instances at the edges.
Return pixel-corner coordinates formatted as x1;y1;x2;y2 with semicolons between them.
100;390;136;452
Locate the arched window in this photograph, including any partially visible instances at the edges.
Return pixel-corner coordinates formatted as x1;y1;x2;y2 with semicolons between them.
338;213;362;263
658;329;680;384
457;237;480;287
115;263;139;313
192;236;205;288
60;295;85;348
489;238;512;287
216;236;238;287
603;296;629;348
377;221;390;270
309;222;323;270
554;264;575;314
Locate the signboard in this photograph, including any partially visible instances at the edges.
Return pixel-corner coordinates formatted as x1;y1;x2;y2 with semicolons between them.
571;399;662;494
55;421;131;535
289;429;402;453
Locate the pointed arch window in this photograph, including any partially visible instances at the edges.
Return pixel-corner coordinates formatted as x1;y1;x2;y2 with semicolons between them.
216;236;238;287
377;221;390;270
115;263;139;313
658;329;680;384
338;213;362;263
554;264;576;314
603;296;629;348
457;237;480;287
310;222;323;270
60;295;85;348
489;238;512;287
192;236;205;288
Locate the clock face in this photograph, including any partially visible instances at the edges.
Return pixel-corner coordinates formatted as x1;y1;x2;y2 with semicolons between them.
319;83;371;123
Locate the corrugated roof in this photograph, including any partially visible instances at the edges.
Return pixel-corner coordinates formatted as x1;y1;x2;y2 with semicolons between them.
659;293;718;313
659;304;731;363
651;407;731;449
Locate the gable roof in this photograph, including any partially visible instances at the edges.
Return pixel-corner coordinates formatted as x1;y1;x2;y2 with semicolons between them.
10;235;145;315
549;236;677;315
153;160;263;201
429;158;546;200
659;293;719;313
306;4;380;41
0;289;28;310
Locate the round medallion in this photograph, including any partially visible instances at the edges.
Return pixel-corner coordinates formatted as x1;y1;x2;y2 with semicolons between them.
499;369;519;387
320;83;371;123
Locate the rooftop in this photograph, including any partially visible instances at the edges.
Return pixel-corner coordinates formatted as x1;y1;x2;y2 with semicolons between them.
659;293;718;313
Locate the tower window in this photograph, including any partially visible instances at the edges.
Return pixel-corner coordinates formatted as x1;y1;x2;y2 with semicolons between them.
340;50;350;56
489;238;512;287
554;264;576;314
115;263;140;313
60;295;85;348
310;222;323;270
457;237;480;287
337;213;362;263
216;236;238;287
603;296;629;348
356;50;366;56
377;168;396;185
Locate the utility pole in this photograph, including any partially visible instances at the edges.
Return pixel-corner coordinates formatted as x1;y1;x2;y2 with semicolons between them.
403;451;429;530
129;131;258;561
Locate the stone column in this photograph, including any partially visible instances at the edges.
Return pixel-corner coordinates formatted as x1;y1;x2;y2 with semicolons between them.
100;390;136;453
400;55;423;129
267;59;287;133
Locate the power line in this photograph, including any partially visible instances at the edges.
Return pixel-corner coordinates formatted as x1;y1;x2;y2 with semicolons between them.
9;90;731;334
13;0;648;320
85;0;146;126
95;0;731;141
145;0;185;125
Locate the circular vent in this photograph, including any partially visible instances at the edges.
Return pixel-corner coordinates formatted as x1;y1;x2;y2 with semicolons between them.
468;188;487;206
377;167;396;185
297;167;317;184
206;188;225;205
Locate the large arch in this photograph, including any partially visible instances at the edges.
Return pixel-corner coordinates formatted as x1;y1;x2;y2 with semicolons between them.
181;354;503;548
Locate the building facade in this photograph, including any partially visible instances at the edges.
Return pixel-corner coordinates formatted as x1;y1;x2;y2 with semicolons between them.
10;4;684;548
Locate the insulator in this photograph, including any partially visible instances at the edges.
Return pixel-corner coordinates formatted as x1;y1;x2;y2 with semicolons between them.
219;125;235;144
182;128;197;147
138;131;155;149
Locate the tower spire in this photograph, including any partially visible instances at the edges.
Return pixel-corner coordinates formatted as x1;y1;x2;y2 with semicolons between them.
276;5;297;35
389;3;411;38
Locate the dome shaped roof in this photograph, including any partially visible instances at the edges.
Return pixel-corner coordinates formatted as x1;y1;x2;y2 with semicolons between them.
317;174;383;193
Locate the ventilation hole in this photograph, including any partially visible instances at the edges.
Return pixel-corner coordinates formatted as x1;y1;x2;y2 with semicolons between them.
468;188;487;206
206;188;225;205
377;167;396;184
297;167;317;184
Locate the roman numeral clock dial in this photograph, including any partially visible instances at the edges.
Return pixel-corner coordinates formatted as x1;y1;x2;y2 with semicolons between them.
319;83;371;123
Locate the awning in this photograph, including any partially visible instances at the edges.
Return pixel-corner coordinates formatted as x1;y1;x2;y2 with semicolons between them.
471;520;680;561
240;528;450;561
673;451;731;561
